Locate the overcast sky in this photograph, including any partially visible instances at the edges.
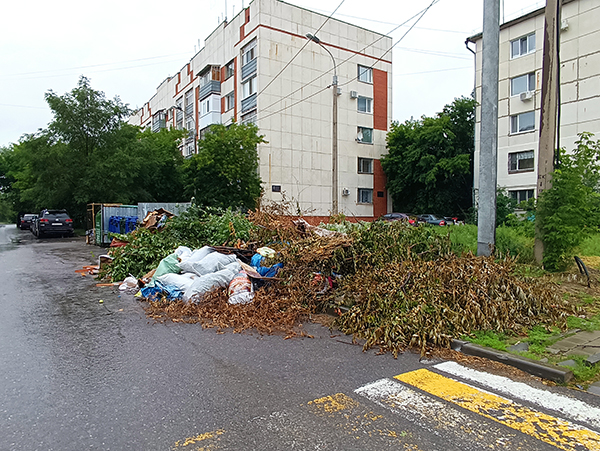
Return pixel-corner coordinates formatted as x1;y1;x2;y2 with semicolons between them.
0;0;545;147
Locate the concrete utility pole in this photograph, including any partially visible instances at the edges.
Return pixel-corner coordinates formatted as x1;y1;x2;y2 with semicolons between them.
477;0;500;257
306;33;339;214
535;0;562;264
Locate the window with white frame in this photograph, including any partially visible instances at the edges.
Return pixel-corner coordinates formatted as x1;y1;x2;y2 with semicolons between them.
201;98;210;116
357;127;373;144
225;91;235;111
241;39;256;66
358;188;373;204
357;96;373;113
511;33;535;58
225;60;235;79
511;72;536;96
241;76;257;99
510;111;535;133
509;189;534;204
357;65;372;83
358;157;373;174
199;71;211;87
508;150;534;173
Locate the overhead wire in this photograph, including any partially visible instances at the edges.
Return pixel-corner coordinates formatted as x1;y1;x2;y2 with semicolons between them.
255;0;347;99
254;2;440;123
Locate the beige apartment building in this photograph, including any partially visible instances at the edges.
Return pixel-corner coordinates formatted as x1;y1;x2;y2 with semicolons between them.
130;0;393;220
470;0;600;204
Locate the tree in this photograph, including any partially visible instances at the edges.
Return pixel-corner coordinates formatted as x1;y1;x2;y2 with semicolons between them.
183;122;265;210
2;77;187;225
381;97;476;216
537;132;600;271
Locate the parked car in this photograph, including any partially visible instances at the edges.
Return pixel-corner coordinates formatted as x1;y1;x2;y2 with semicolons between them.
32;209;74;238
416;214;447;226
380;213;418;226
19;214;37;230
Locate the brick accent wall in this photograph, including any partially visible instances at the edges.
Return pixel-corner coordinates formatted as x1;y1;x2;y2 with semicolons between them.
373;159;387;219
373;68;388;131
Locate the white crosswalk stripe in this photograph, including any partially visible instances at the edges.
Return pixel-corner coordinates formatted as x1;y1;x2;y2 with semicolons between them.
434;361;600;430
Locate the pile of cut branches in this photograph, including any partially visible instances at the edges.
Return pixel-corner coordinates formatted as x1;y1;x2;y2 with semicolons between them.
334;254;577;357
136;214;578;355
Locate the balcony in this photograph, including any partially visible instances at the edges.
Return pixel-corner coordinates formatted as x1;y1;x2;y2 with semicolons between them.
199;80;221;101
241;58;257;80
241;93;257;113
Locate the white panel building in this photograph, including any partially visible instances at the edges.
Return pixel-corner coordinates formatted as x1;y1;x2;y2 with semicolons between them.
130;0;393;221
470;0;600;204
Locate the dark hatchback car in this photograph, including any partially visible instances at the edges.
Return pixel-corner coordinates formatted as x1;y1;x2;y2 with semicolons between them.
19;214;37;230
416;214;447;226
380;213;418;226
33;209;74;238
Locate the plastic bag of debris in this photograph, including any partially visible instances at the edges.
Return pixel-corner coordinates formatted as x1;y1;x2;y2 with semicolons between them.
156;272;197;293
177;246;215;273
182;251;237;277
184;262;241;302
119;276;139;293
228;270;254;305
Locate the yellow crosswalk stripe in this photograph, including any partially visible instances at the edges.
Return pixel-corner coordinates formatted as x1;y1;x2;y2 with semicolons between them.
395;369;600;451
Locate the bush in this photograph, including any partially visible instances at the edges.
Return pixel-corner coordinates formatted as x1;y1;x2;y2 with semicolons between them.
537;133;600;271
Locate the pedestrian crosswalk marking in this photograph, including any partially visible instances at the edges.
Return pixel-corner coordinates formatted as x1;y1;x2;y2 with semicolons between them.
356;378;533;448
434;361;600;429
395;369;600;451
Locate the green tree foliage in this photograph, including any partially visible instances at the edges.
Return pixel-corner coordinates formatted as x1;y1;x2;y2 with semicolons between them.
2;77;186;224
381;96;476;216
537;133;600;271
183;122;265;210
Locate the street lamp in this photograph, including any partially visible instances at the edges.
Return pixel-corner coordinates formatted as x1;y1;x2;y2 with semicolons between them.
306;33;339;215
172;105;196;157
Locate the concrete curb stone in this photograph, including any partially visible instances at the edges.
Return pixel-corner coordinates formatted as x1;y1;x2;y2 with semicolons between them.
450;339;574;384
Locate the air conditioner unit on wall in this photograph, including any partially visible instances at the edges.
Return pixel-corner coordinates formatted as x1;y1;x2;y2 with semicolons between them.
520;91;533;101
350;91;358;99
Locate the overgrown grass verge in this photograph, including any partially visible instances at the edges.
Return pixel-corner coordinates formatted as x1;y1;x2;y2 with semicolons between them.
464;314;600;386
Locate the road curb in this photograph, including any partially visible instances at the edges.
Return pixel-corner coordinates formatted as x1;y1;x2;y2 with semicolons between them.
451;339;574;384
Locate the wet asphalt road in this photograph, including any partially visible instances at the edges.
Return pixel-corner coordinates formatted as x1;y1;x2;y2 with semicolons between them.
0;224;434;451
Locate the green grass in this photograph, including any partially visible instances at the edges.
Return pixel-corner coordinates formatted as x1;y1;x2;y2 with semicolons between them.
566;314;600;331
578;233;600;256
464;330;510;351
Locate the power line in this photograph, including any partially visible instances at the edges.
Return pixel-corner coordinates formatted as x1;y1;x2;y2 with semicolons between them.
257;3;435;121
256;0;346;98
396;47;472;60
394;66;472;76
0;53;192;79
0;103;47;110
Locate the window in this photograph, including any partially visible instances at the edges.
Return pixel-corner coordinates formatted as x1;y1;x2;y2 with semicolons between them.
225;91;235;111
511;72;536;96
241;76;256;99
357;65;372;83
510;111;535;133
508;150;535;173
152;111;166;132
225;60;235;79
242;39;256;66
358;157;373;174
272;185;281;193
358;188;373;204
241;110;257;125
176;98;183;130
357;96;373;113
199;71;211;87
185;90;194;116
201;99;210;115
509;189;534;204
357;127;373;144
511;33;535;58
